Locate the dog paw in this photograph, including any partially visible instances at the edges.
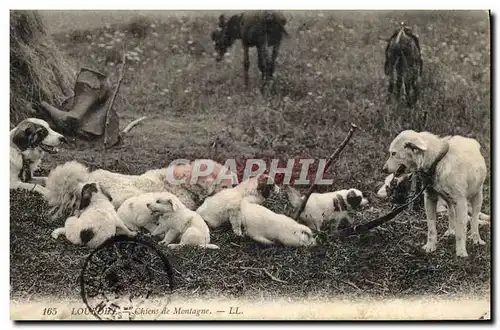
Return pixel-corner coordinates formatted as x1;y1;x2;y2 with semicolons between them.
443;229;455;237
422;242;437;253
468;233;486;245
456;249;469;258
50;230;60;239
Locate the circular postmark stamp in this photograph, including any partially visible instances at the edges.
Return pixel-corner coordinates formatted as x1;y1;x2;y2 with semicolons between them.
79;234;174;320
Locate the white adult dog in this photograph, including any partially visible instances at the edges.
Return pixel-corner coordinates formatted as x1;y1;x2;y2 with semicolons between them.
46;159;236;219
51;181;136;249
10;118;66;196
285;186;369;231
147;197;219;249
117;192;183;233
196;173;280;236
233;195;316;247
382;130;488;257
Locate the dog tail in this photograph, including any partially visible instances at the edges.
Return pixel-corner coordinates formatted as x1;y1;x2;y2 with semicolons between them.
202;243;220;249
285;185;304;209
479;212;490;223
80;228;95;245
46;161;90;220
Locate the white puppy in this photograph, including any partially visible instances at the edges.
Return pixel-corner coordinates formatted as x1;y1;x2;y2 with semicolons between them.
147;197;219;249
10;118;66;196
51;182;136;249
286;185;369;231
233;195;316;247
117;192;183;233
196;173;280;236
383;130;488;257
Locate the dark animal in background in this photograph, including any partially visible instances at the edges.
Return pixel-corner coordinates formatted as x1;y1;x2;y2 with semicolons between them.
384;22;423;107
211;11;288;91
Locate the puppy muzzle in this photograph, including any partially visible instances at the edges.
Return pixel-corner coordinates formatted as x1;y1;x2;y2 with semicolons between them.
146;203;161;216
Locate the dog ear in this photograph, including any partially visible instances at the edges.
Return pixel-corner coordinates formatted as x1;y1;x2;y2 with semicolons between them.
30;126;48;146
218;14;226;28
168;198;181;212
333;194;348;212
257;180;273;199
12;122;38;151
79;183;98;210
346;190;363;209
161;198;179;212
99;185;113;202
404;138;427;152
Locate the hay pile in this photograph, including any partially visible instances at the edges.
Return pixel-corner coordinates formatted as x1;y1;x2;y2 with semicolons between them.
10;10;75;126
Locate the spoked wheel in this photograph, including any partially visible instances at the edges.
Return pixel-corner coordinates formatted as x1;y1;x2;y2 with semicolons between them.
79;235;174;320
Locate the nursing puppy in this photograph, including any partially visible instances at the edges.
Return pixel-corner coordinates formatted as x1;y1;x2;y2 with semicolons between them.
196;173;280;236
234;195;316;247
383;130;488;257
51;182;136;249
377;173;491;224
117;192;184;233
10;118;66;196
286;186;369;231
147;197;219;249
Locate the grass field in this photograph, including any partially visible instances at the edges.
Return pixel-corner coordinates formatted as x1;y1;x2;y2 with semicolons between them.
10;10;491;302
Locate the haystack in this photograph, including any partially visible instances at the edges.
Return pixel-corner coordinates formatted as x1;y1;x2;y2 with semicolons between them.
10;10;75;126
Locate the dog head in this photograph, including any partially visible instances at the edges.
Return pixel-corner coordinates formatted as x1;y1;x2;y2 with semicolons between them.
12;118;66;153
256;174;281;199
333;189;369;212
147;197;180;216
296;227;317;247
383;130;428;175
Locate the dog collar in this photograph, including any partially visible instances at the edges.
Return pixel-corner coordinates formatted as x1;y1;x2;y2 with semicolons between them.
418;141;450;185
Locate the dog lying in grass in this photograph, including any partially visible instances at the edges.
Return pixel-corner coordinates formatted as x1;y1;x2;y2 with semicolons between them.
196;173;280;236
377;172;491;225
117;192;183;233
285;186;369;231
383;130;488;257
90;159;234;210
232;195;316;247
147;197;219;249
45;160;235;219
50;182;136;249
10;118;67;196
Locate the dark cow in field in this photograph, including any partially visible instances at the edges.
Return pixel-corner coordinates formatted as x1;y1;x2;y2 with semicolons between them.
384;22;423;107
211;11;288;91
